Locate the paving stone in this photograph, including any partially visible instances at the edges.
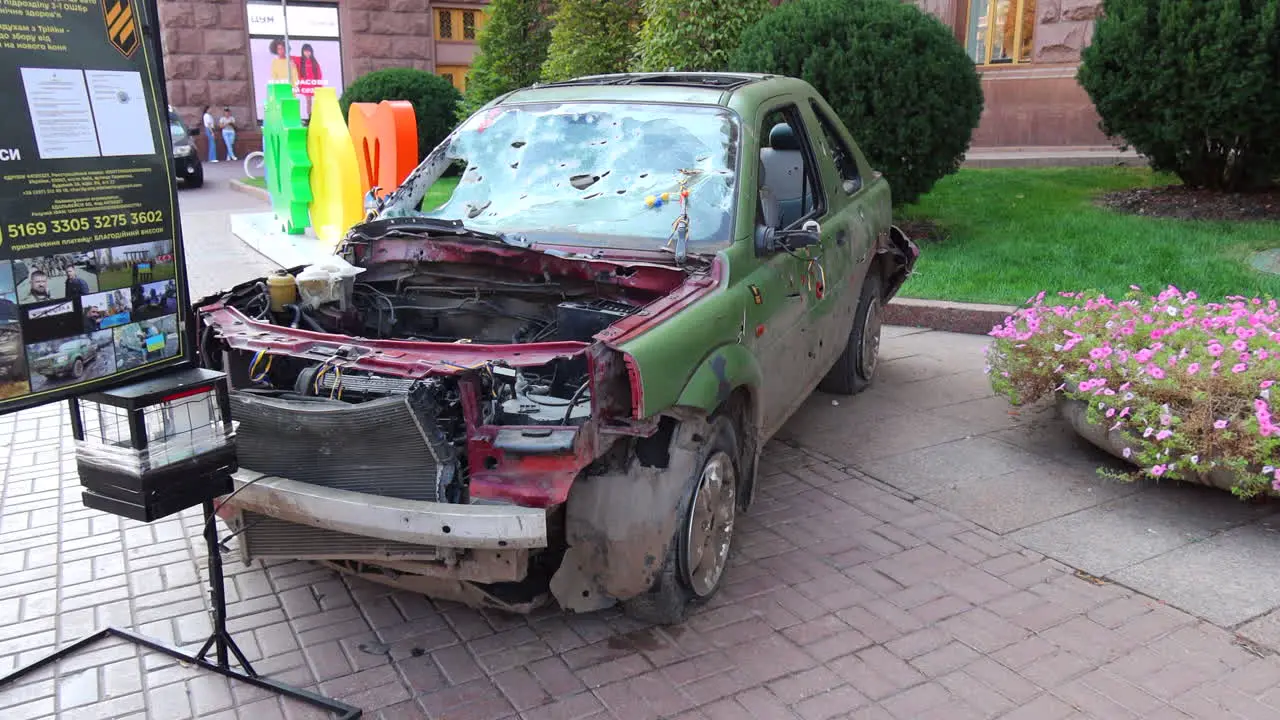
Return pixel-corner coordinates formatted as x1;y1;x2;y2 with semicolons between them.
1009;484;1275;576
921;460;1141;535
1110;520;1280;626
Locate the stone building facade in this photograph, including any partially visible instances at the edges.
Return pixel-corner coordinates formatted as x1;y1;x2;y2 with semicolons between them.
157;0;490;157
157;0;1108;159
912;0;1109;148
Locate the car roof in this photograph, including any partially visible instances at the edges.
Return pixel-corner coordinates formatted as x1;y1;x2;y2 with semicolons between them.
496;72;811;112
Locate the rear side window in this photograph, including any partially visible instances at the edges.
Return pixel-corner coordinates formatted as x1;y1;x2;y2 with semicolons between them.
808;100;862;194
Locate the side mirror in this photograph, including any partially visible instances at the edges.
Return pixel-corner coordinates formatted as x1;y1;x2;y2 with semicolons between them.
755;220;822;255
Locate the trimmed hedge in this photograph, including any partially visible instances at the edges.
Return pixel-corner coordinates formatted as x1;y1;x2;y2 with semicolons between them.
731;0;983;205
1078;0;1280;191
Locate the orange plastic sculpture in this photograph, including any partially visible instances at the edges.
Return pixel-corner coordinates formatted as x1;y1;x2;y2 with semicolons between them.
347;100;419;198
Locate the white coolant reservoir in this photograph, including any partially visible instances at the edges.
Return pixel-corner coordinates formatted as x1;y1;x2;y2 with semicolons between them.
314;255;365;310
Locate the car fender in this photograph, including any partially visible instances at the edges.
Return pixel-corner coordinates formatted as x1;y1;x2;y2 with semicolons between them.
550;410;712;613
673;342;763;419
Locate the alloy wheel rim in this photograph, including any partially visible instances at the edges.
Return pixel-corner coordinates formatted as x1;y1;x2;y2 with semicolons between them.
684;450;737;598
860;296;882;379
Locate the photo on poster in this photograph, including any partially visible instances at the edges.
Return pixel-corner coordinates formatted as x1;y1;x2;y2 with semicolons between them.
14;253;102;305
81;288;133;332
21;300;81;344
249;36;343;120
26;330;114;392
19;67;102;159
131;279;177;321
84;70;157;157
113;313;179;371
0;263;28;400
95;241;175;291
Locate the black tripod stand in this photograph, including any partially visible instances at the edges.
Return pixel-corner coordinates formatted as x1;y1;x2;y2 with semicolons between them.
0;499;360;718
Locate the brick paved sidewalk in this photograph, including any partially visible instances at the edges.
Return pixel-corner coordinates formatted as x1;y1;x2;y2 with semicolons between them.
4;396;1280;719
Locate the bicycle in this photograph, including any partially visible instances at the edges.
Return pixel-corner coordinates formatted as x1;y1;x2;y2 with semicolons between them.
243;151;265;179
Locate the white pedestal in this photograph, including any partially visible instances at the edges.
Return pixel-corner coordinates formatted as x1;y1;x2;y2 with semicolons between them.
229;212;339;270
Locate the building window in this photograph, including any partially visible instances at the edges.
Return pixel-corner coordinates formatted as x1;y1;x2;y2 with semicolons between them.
438;65;468;91
967;0;1036;65
437;10;453;40
435;9;487;42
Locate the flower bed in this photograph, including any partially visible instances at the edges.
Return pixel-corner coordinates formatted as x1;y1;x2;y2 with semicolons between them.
986;287;1280;498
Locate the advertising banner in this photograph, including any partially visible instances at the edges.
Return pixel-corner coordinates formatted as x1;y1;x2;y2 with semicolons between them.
246;1;343;121
0;0;190;414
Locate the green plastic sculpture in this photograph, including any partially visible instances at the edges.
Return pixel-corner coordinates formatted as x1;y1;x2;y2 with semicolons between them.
263;82;313;234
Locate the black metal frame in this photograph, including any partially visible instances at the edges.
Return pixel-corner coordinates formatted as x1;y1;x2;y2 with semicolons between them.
0;499;361;719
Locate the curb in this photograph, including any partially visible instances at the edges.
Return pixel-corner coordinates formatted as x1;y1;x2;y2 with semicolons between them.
229;178;270;201
885;297;1017;336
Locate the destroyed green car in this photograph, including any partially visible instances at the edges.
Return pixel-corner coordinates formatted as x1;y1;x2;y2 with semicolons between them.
196;73;919;624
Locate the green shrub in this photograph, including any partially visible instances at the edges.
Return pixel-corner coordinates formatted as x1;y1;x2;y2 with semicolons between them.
460;0;557;119
633;0;772;72
340;68;461;160
731;0;983;206
541;0;642;82
1078;0;1280;192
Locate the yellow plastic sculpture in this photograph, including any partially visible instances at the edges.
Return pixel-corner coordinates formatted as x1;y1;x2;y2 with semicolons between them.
305;87;363;245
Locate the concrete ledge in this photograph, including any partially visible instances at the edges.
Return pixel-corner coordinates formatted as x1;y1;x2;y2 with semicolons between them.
963;146;1148;169
885;297;1018;335
230;178;270;201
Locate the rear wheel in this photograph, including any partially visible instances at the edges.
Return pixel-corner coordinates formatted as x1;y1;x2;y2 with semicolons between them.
623;415;739;625
819;271;883;395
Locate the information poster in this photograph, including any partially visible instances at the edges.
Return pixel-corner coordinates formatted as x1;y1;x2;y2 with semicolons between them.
246;1;343;121
0;0;189;414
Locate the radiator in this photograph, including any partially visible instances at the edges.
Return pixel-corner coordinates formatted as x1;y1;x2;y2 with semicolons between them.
229;391;456;502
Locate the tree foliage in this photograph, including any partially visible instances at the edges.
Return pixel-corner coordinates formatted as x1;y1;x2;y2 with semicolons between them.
1078;0;1280;191
541;0;642;82
731;0;982;205
633;0;772;72
340;68;461;160
460;0;556;119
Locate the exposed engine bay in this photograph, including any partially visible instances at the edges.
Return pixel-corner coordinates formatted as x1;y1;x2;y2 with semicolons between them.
194;232;706;516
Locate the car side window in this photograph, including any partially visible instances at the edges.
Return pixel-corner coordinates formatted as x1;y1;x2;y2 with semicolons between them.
757;104;825;230
808;100;862;194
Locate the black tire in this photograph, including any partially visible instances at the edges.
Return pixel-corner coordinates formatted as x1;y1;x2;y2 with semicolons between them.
186;165;204;188
819;270;884;395
623;414;741;625
72;358;85;378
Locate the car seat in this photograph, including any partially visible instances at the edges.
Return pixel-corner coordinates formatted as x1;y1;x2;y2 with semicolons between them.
759;123;808;228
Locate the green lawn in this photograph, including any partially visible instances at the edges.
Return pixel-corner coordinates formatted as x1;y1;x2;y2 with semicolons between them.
896;167;1280;305
241;176;460;209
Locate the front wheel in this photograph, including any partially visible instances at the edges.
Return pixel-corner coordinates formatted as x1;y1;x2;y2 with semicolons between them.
818;271;883;395
623;415;739;625
72;358;85;378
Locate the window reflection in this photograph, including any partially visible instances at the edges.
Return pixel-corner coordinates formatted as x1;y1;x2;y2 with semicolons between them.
967;0;1036;65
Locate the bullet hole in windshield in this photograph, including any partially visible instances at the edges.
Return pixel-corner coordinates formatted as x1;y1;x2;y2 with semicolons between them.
511;141;526;148
510;162;519;169
570;174;599;190
583;192;601;200
466;201;491;219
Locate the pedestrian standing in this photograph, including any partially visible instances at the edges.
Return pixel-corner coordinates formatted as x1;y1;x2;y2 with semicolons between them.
201;105;217;163
219;107;238;162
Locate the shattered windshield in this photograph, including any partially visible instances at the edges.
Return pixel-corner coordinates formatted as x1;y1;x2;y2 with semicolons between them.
384;102;740;251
